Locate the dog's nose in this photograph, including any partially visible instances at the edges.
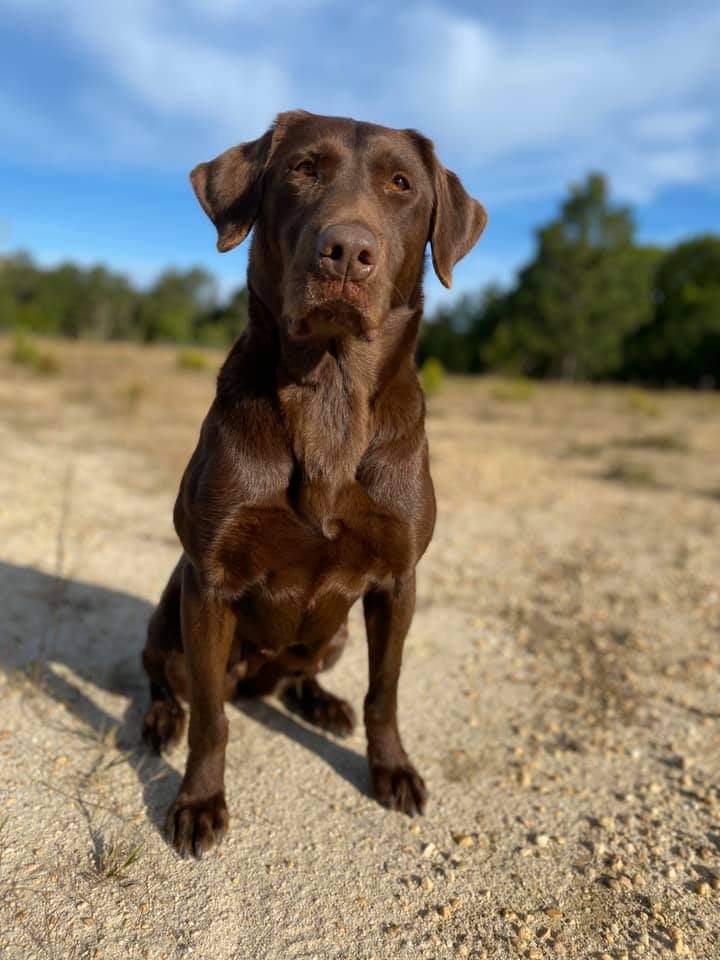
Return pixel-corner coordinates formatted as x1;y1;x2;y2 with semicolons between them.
316;223;378;282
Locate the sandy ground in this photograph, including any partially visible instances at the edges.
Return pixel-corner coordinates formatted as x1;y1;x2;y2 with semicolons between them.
0;337;719;960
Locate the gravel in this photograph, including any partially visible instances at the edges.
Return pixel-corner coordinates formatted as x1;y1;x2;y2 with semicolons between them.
0;343;719;958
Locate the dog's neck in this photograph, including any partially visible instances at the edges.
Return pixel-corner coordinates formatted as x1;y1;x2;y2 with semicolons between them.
219;285;422;498
245;285;421;385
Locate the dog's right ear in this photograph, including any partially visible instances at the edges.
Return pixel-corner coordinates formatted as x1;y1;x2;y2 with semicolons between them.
190;131;272;253
190;110;310;253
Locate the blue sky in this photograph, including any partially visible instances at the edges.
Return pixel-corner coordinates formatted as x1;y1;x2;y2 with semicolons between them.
1;0;719;307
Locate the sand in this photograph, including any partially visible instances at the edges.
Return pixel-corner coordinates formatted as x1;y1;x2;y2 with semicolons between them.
0;338;719;959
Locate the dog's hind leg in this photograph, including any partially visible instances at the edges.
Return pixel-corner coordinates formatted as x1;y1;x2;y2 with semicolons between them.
280;622;356;737
141;555;188;753
281;677;356;737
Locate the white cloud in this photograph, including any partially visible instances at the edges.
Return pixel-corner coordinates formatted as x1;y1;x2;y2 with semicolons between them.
0;0;291;157
388;5;719;202
68;1;289;138
1;0;718;203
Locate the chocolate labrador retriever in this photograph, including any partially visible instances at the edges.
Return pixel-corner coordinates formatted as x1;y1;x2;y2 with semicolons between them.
141;110;486;857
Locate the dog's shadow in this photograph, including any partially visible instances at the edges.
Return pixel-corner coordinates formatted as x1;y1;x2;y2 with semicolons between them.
0;560;368;836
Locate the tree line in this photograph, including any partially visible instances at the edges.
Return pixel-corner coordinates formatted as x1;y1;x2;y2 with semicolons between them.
1;173;718;386
0;258;249;347
419;174;719;387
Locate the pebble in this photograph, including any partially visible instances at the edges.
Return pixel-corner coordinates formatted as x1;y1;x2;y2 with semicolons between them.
453;833;474;848
534;833;550;848
695;881;711;897
669;927;684;955
422;843;437;859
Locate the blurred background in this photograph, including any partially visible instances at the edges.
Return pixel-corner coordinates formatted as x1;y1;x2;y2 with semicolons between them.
2;6;720;956
1;0;719;384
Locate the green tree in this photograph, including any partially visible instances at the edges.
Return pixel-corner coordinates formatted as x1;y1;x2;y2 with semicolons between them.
420;286;505;373
484;173;661;379
419;295;477;372
0;252;44;331
193;285;249;345
0;254;140;338
624;235;720;385
138;268;217;342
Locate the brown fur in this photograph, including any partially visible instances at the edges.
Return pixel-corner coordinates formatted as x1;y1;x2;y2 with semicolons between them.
141;110;486;857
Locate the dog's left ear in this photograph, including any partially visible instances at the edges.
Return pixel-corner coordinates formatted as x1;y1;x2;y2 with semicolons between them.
412;132;488;288
190;109;310;253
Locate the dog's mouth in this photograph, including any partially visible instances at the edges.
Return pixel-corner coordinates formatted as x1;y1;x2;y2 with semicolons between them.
285;277;380;342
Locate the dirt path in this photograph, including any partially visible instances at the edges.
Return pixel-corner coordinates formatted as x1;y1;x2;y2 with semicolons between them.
1;339;719;959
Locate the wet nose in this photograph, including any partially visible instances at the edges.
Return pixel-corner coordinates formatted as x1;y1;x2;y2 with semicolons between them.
316;223;378;282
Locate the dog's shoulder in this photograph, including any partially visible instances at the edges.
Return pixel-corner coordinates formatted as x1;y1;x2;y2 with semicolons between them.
173;333;293;559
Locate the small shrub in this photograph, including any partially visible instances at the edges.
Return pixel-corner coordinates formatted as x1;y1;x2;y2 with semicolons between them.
614;432;689;452
115;379;145;413
603;459;657;487
420;357;445;397
8;333;59;374
176;348;209;371
561;441;604;459
625;389;660;417
490;377;535;403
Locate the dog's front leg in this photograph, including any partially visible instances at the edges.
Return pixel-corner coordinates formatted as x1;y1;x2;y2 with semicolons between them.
363;572;427;816
165;562;235;857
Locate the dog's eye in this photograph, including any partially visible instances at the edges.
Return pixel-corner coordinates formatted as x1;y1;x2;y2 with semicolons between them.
388;174;411;192
294;159;317;177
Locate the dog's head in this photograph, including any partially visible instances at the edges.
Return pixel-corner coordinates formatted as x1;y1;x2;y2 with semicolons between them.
190;110;487;342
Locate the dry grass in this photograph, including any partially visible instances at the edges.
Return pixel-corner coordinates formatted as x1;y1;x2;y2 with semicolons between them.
0;335;717;499
603;459;658;487
91;840;143;885
489;376;535;403
623;387;661;417
0;335;220;483
613;431;690;452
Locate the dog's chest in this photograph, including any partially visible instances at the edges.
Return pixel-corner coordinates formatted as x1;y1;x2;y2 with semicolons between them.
227;479;405;662
216;363;414;639
289;477;398;599
219;474;404;586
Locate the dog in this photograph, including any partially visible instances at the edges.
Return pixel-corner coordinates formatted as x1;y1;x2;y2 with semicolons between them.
141;110;487;857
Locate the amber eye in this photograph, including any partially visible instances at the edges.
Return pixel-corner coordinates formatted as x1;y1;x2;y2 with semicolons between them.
294;159;317;177
388;173;410;192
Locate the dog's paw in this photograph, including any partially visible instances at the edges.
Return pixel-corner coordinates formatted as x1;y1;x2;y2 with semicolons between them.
142;699;185;754
165;792;229;859
370;762;427;816
309;694;356;736
282;682;356;737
